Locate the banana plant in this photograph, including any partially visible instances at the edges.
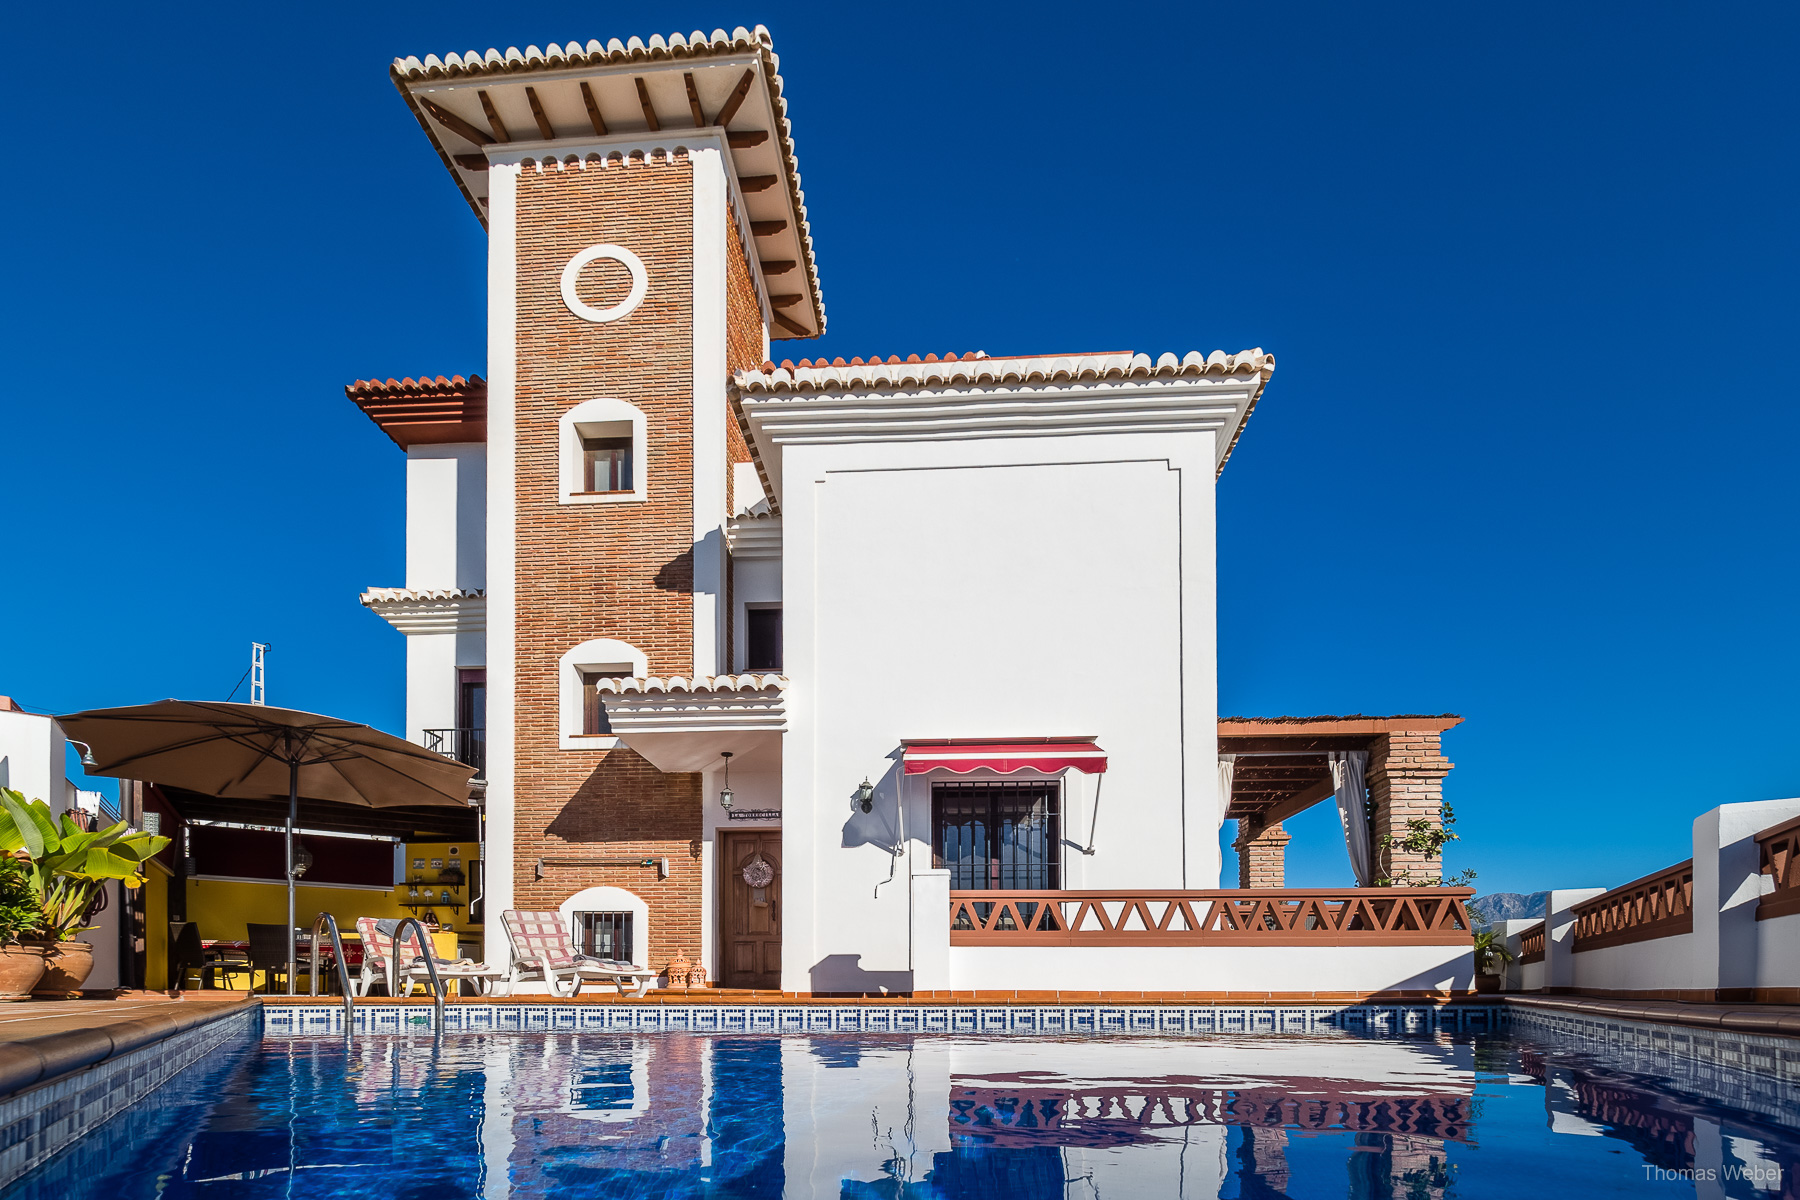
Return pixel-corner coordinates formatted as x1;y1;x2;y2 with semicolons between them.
0;788;170;941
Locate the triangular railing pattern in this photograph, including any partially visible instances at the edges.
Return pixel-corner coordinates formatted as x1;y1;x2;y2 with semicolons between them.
946;890;1475;946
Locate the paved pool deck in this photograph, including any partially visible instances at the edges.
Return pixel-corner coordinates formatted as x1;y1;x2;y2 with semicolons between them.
0;995;254;1097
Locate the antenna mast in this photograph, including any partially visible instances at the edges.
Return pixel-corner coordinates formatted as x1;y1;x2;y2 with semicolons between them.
250;642;269;706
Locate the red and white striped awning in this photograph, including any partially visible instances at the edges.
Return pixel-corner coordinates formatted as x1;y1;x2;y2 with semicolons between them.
900;739;1107;776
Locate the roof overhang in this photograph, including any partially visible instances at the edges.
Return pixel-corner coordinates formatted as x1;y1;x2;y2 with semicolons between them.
348;376;487;449
389;26;824;340
360;587;486;635
730;350;1273;515
597;675;785;773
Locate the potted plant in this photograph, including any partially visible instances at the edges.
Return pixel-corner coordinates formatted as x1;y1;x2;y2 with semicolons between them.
0;856;47;1000
0;789;169;997
1473;927;1515;993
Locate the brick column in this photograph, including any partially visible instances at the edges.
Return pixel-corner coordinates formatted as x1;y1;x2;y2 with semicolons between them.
1235;819;1291;889
1367;730;1454;884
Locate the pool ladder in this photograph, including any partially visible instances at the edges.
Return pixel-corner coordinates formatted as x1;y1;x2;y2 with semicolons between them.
306;913;448;1035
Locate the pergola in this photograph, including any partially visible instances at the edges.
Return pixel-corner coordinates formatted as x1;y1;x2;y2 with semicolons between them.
1219;715;1461;888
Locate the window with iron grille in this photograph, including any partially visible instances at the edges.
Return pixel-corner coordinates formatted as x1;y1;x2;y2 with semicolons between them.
931;780;1060;890
579;911;633;962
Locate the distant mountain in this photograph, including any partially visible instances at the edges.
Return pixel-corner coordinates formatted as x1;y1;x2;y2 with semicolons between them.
1470;892;1548;923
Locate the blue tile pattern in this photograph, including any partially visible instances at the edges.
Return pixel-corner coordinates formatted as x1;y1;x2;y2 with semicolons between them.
260;1001;1506;1037
0;1006;258;1190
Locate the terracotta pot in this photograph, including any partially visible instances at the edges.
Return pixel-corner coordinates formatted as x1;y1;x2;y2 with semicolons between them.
1474;973;1502;994
0;945;48;1000
31;942;94;999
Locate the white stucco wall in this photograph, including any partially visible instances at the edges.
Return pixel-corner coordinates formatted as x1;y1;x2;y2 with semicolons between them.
0;709;69;812
1754;911;1800;988
405;443;486;592
1570;933;1701;993
947;943;1474;994
780;431;1219;993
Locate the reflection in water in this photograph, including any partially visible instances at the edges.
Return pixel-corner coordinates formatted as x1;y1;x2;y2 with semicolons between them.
8;1026;1799;1198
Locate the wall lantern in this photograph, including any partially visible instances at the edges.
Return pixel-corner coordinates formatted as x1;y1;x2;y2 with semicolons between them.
854;777;875;814
291;839;314;879
718;751;734;811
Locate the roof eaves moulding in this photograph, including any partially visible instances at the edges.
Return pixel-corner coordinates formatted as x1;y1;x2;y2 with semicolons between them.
728;350;1275;516
388;25;825;341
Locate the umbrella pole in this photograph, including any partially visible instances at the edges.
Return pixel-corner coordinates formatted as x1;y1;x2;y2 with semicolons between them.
286;758;297;997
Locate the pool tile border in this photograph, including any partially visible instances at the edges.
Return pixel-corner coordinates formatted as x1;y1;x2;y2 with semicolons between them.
0;1005;259;1190
1508;1005;1800;1122
260;1002;1505;1037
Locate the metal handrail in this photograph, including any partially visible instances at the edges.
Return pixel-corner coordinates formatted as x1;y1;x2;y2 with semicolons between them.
307;913;355;1028
392;916;447;1025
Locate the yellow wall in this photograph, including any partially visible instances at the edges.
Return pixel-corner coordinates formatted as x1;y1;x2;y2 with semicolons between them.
186;841;481;947
144;860;170;990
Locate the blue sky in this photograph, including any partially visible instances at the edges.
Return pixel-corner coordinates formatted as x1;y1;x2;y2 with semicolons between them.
2;2;1795;895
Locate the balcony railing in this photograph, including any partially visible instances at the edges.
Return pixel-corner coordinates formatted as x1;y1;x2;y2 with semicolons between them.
1518;921;1545;964
424;727;485;777
1756;812;1800;921
1571;860;1693;953
948;888;1475;947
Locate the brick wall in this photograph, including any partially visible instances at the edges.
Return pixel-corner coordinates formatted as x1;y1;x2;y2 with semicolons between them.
1367;730;1454;884
1235;820;1291;889
510;151;704;972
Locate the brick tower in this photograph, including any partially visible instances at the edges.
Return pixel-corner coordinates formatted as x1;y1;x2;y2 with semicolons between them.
373;29;821;978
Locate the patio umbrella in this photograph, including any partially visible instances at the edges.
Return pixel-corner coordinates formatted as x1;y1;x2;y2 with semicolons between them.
56;700;477;994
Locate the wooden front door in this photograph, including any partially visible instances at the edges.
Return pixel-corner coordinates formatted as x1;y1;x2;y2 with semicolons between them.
720;830;781;989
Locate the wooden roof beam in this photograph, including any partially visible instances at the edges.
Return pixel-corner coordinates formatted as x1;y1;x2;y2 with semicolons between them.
524;86;555;140
772;309;811;336
751;220;788;237
760;259;797;275
635;78;662;131
727;130;768;148
580;82;609;136
683;73;706;128
477;90;511;143
1248;779;1342;828
712;69;756;127
420;97;494;147
739;175;777;193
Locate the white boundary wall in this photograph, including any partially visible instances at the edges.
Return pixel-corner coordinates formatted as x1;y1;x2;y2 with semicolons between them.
1524;798;1800;997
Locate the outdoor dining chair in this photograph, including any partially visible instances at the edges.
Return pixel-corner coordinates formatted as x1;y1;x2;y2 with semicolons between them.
245;923;295;994
170;922;247;992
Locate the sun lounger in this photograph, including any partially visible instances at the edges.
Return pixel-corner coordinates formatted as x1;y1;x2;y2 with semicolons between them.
499;910;661;997
355;917;503;997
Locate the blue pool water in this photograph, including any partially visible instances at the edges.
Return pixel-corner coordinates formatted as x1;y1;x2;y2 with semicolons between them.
8;1024;1798;1198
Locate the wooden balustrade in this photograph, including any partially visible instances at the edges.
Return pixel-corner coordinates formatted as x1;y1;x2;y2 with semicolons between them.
947;888;1475;947
1756;812;1800;921
1518;921;1545;964
1571;861;1693;953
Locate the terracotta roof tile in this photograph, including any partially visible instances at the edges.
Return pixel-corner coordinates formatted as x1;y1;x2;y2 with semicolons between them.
348;375;487;450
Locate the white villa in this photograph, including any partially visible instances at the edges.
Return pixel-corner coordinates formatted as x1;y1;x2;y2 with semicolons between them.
350;26;1475;999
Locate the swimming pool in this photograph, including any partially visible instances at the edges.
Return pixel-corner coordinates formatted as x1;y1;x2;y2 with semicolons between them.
7;1017;1797;1198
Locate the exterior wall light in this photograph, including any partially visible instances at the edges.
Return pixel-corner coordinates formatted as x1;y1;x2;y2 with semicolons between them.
718;751;734;811
854;778;875;814
68;740;98;769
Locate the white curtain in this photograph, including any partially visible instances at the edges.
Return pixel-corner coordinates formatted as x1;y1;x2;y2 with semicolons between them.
1331;750;1373;887
1218;754;1237;816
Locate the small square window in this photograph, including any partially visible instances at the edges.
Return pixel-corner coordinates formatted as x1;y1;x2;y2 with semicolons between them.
582;436;632;493
580;669;630;735
746;607;782;672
